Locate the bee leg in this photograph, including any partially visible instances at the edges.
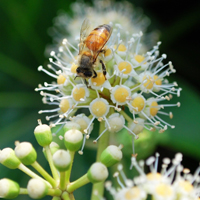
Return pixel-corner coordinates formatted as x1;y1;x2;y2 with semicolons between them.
99;49;106;54
100;60;107;80
84;79;89;87
92;70;97;78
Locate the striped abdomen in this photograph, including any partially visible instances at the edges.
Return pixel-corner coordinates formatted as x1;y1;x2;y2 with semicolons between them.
85;24;112;52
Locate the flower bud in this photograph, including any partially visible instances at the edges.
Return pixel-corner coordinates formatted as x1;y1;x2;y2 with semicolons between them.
43;142;59;159
52;150;71;172
63;122;81;132
100;145;123;167
0;148;21;169
0;178;20;199
27;178;49;199
64;129;83;151
34;124;52;147
14;142;37;165
87;162;108;183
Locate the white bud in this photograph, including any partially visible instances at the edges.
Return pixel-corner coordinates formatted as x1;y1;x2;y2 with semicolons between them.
15;142;37;165
34;124;52;147
100;145;123;167
0;179;20;199
64;129;83;152
87;162;108;183
27;179;48;199
53;150;71;171
0;148;21;169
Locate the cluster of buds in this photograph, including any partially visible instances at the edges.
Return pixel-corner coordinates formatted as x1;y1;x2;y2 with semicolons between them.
36;23;181;154
0;122;123;199
105;153;200;200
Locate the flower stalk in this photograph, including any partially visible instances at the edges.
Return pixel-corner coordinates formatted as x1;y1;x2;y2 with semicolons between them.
44;145;60;182
31;161;57;187
67;174;90;193
91;121;110;200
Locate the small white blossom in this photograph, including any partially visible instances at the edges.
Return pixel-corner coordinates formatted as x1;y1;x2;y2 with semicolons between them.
106;153;200;200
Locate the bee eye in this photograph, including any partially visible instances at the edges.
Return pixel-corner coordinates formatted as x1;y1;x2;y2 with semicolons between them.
76;67;81;73
84;71;92;77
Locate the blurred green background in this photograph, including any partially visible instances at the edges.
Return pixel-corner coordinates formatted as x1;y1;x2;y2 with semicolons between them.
0;0;200;199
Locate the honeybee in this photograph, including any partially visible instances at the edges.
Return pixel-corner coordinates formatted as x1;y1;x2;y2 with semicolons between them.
76;19;113;85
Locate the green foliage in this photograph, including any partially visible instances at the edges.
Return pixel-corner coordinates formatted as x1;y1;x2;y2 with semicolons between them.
0;0;200;199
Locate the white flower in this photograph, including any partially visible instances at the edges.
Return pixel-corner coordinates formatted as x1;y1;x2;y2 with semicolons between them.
106;153;200;200
36;21;181;153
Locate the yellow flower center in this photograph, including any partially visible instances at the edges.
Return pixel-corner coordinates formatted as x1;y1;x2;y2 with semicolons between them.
91;100;108;117
118;44;127;52
57;74;66;85
59;99;70;113
154;75;162;85
131;96;145;112
143;75;154;89
71;63;78;73
125;187;140;199
72;87;86;101
118;61;132;74
104;48;112;57
91;72;106;86
114;87;129;103
135;55;145;63
179;180;193;192
150;101;159;116
155;183;173;197
146;172;162;181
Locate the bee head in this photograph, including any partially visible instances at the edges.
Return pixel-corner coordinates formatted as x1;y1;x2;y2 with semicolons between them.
76;67;93;78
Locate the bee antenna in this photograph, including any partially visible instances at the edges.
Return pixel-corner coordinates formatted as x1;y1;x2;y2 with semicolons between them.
74;75;78;80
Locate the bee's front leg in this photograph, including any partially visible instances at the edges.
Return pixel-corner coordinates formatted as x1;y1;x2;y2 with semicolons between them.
84;78;89;87
92;70;97;78
99;60;107;80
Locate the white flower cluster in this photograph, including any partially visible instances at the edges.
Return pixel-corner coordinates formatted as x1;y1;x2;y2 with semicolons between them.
36;22;181;154
106;153;200;200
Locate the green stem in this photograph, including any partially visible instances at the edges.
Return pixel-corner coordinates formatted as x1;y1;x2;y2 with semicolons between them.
120;110;133;122
65;151;75;184
113;76;120;86
69;193;75;200
60;172;66;190
18;163;51;187
45;145;60;182
91;121;109;200
19;188;28;195
67;174;90;193
61;192;71;200
32;161;57;188
52;197;61;200
48;188;62;196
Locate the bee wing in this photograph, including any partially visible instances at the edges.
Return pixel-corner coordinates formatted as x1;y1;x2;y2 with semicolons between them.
79;19;91;54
